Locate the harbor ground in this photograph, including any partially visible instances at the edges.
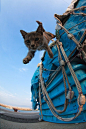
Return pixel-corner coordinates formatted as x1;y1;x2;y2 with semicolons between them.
0;108;86;129
0;118;86;129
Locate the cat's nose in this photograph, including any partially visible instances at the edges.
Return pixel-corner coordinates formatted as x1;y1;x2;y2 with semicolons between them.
31;45;35;48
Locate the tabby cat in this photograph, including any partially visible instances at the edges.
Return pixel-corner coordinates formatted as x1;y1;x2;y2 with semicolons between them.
20;21;55;64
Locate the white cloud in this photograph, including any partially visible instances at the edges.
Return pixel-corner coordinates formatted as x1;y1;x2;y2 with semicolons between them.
19;68;28;72
0;86;32;108
0;86;15;98
10;65;28;72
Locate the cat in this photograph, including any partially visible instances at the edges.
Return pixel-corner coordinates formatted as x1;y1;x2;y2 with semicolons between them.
20;21;55;64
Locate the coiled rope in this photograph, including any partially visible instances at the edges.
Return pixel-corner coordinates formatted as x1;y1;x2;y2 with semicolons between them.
40;62;84;121
39;38;85;121
39;39;85;121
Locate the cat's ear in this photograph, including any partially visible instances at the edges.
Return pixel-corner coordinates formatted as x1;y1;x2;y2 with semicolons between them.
36;21;45;35
44;32;56;41
20;30;27;39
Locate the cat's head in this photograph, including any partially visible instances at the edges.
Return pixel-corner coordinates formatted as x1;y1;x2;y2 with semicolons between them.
20;21;55;50
20;21;45;51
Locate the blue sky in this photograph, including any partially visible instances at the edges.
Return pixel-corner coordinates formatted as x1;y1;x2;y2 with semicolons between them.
0;0;72;109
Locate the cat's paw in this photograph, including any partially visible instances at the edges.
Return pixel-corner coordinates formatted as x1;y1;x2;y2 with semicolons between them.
49;53;54;58
48;50;54;58
23;57;30;64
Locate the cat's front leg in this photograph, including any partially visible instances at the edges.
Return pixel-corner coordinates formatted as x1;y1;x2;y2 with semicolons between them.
23;56;32;64
23;51;35;64
46;46;53;58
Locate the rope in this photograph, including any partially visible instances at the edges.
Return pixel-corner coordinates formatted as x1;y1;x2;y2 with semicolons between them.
72;12;86;16
58;23;86;62
40;62;68;114
39;38;86;121
68;6;86;12
59;6;86;36
57;43;69;113
39;81;43;121
57;41;82;93
43;67;60;72
40;62;83;121
42;29;86;82
60;20;86;36
44;46;77;88
57;40;86;108
39;37;85;121
79;29;86;45
57;43;72;92
42;28;86;88
46;66;62;88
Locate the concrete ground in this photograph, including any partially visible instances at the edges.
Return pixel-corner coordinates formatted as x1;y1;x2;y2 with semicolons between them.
1;118;86;129
0;108;86;129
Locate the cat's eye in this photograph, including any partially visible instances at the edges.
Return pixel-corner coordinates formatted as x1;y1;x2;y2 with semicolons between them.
26;40;30;44
35;38;39;41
